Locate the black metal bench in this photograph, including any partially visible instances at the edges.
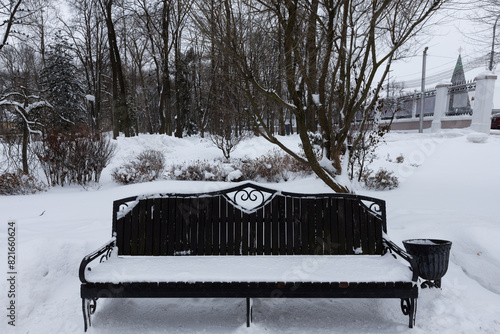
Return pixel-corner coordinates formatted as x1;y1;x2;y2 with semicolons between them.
79;182;418;331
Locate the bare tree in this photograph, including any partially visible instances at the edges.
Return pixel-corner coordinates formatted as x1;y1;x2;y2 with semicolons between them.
0;90;51;173
23;0;58;65
195;0;447;193
210;129;247;160
63;0;110;133
98;0;132;138
459;0;500;70
0;0;24;52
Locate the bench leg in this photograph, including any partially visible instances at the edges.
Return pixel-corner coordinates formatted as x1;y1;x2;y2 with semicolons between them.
401;298;417;328
246;298;253;327
82;298;97;332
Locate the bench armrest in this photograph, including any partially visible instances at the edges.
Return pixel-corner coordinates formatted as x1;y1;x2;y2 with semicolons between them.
383;237;419;283
79;237;116;283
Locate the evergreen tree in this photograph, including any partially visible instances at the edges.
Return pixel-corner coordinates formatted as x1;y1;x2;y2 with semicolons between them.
40;32;86;132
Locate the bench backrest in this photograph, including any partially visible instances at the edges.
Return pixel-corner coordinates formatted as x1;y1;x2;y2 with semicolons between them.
112;183;387;256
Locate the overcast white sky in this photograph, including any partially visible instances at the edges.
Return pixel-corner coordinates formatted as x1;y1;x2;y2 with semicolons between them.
389;7;489;88
385;5;500;108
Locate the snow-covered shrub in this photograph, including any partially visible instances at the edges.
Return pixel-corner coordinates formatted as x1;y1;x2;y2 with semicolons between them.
112;150;165;184
209;130;249;160
236;149;312;183
167;160;226;181
35;131;116;186
363;168;399;190
348;121;390;182
0;169;46;195
165;151;311;183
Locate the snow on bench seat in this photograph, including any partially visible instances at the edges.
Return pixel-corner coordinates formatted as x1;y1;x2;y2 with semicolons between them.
85;254;413;284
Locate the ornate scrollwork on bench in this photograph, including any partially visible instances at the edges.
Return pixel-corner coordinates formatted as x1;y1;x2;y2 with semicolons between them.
223;185;277;213
82;298;98;331
401;298;417;328
79;238;116;284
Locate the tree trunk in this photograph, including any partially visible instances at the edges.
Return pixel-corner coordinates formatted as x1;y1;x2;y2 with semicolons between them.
0;0;22;53
158;0;172;135
305;0;319;133
102;0;130;137
22;122;29;174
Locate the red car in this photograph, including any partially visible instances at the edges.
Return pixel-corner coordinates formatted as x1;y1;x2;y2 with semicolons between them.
492;114;500;129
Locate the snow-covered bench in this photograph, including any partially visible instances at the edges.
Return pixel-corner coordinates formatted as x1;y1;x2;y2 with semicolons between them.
79;182;418;331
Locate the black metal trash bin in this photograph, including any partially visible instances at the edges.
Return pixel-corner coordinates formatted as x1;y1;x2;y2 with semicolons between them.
403;239;452;288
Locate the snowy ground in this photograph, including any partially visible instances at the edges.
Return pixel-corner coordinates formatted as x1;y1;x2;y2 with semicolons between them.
1;129;500;333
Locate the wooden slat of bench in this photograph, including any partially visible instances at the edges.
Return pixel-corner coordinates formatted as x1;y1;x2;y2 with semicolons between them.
212;196;221;255
352;199;361;254
264;201;272;255
367;214;376;255
272;197;279;255
336;198;346;255
167;198;175;255
256;207;264;255
249;210;257;255
187;198;197;254
193;198;201;255
174;198;183;254
234;205;242;256
152;198;161;255
345;199;354;255
293;197;301;255
278;196;286;254
130;204;139;255
375;214;383;255
226;198;235;255
204;197;211;255
144;199;153;255
136;200;145;254
323;198;332;255
306;198;315;254
285;196;293;255
181;198;189;254
360;208;369;254
219;197;227;255
242;210;249;255
315;198;324;254
328;198;337;255
299;199;307;254
116;217;124;255
122;214;131;255
160;198;168;255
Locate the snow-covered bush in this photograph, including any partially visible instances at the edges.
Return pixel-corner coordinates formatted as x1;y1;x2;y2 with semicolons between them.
0;169;46;195
348;124;390;182
236;149;312;183
34;131;116;186
363;168;399;190
164;151;311;183
167;160;227;181
112;150;165;184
